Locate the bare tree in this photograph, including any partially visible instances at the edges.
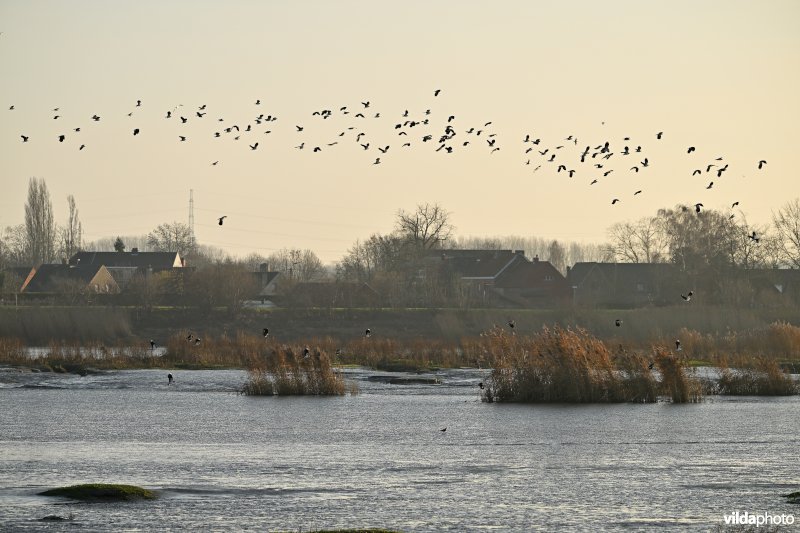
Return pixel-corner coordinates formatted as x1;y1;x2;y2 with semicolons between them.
267;248;324;282
60;195;82;259
1;225;28;266
547;240;566;273
396;202;454;249
606;216;668;263
772;198;800;268
24;178;57;265
147;222;196;256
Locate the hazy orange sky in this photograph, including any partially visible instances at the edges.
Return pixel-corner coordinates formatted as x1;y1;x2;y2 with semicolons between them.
1;0;799;263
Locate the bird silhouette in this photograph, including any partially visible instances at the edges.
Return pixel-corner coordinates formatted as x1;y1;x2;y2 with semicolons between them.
731;201;739;208
20;135;29;142
687;147;695;154
365;328;372;338
133;128;140;136
695;203;703;214
250;142;258;150
615;319;622;327
758;160;767;169
373;158;381;165
507;320;515;330
633;190;642;196
150;339;156;350
168;373;173;385
218;216;227;225
681;291;693;301
612;198;620;205
58;135;65;142
263;328;269;338
706;182;714;189
656;132;663;139
748;231;760;243
675;340;682;351
434;89;441;96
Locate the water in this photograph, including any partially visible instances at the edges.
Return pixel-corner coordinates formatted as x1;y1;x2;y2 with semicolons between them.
0;366;798;532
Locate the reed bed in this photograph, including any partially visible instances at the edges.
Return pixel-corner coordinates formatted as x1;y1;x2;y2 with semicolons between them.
478;326;701;403
715;355;799;396
240;345;350;396
0;338;160;372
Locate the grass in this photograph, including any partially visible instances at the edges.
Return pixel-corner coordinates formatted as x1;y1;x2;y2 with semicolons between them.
39;483;156;501
715;356;799;396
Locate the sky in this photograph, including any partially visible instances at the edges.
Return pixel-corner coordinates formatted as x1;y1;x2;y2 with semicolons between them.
1;0;799;264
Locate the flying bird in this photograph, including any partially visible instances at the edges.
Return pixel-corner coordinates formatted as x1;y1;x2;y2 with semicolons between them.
615;319;622;327
748;231;760;243
656;132;663;139
365;328;372;337
250;142;258;150
133;128;140;136
681;291;693;301
263;328;269;338
695;203;703;213
612;198;620;205
20;135;29;142
58;134;65;142
706;182;714;189
758;160;767;169
218;216;227;225
633;190;642;196
434;89;441;96
731;201;739;208
687;147;695;154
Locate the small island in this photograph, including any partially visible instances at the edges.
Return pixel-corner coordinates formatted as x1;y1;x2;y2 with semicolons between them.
39;484;157;502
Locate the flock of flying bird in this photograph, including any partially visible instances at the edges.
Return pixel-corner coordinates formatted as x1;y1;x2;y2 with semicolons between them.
9;90;768;218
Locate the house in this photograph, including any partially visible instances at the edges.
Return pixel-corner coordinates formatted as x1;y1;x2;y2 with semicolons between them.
69;249;184;290
492;256;571;307
251;263;282;299
740;268;800;307
427;249;569;307
0;266;35;293
69;249;183;270
567;262;681;308
21;264;120;294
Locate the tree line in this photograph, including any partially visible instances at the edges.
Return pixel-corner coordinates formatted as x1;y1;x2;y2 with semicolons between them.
2;177;799;308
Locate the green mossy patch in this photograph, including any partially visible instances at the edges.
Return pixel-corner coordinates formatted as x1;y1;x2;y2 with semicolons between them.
39;483;156;502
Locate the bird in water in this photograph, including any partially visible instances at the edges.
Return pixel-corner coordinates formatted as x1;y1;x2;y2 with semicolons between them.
168;373;174;385
150;339;156;351
478;382;484;390
303;347;310;359
194;337;202;345
440;427;447;432
507;320;515;330
675;340;682;351
186;333;193;342
263;328;269;338
365;328;372;338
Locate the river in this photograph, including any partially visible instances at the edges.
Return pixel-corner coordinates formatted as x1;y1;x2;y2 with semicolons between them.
0;367;797;531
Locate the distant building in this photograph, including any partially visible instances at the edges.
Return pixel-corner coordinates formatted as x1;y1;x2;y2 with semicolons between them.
427;249;569;307
21;264;120;294
567;262;679;308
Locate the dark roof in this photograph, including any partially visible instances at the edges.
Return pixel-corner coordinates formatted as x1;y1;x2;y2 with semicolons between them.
568;262;675;287
494;259;567;288
69;251;181;270
437;250;525;278
23;264;100;292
